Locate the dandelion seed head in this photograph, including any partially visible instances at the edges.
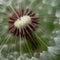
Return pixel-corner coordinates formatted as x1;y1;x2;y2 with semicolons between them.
0;0;60;59
9;9;39;36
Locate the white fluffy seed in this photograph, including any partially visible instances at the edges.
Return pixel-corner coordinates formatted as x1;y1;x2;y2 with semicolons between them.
14;15;31;29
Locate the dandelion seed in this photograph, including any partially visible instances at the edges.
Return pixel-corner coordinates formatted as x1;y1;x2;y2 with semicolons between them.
9;9;39;37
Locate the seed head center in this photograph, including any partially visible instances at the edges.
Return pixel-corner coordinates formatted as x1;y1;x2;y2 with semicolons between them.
14;15;31;28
